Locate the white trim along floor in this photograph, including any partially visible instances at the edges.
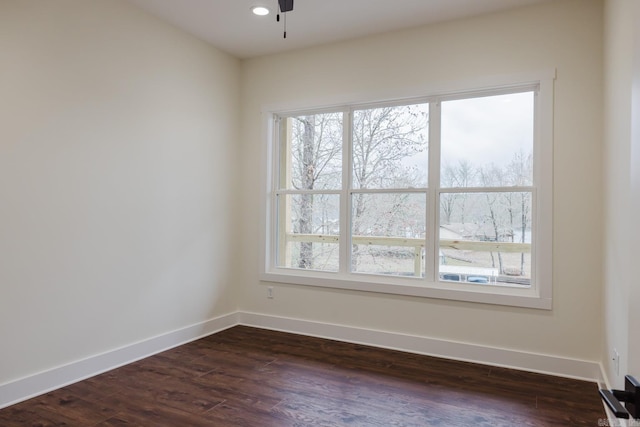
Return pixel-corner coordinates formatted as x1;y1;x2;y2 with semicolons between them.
0;311;606;410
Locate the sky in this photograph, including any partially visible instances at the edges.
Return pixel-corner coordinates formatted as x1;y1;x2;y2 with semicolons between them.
441;91;534;171
398;90;534;187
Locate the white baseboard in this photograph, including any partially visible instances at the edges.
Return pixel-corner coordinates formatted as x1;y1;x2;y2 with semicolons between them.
239;312;604;384
0;312;239;409
0;310;605;410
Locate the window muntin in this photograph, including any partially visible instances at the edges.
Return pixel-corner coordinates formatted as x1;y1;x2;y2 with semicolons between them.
266;82;549;307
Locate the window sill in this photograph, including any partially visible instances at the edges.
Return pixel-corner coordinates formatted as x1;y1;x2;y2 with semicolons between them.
260;270;552;310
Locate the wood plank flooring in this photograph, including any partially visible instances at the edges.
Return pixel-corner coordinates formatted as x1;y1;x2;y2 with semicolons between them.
0;326;606;426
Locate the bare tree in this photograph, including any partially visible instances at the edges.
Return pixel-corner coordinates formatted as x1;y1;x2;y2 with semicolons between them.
350;105;428;269
285;105;427;271
506;151;533;274
440;160;477;224
289;113;342;269
295;116;315;268
479;164;508;273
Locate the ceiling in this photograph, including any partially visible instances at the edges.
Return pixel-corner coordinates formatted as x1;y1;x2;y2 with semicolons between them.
128;0;553;59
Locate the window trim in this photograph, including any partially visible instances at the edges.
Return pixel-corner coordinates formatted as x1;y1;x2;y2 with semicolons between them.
260;72;554;310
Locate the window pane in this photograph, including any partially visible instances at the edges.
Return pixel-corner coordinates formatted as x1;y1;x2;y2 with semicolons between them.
441;92;534;188
439;191;532;287
280;113;343;190
351;193;426;276
352;104;429;189
277;194;339;271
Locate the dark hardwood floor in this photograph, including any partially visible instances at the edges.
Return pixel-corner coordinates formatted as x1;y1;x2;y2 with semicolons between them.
0;326;606;426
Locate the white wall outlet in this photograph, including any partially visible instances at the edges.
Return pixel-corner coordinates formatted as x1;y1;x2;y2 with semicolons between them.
267;286;274;299
613;348;620;376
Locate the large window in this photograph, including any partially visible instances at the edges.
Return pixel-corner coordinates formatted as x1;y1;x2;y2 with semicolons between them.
263;80;553;309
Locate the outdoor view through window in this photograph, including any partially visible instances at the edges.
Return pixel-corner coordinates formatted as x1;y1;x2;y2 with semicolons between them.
273;89;535;289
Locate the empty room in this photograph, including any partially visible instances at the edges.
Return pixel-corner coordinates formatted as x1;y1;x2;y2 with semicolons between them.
1;0;639;425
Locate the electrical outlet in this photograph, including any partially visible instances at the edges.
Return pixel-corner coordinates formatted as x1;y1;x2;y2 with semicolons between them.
613;348;620;376
267;286;274;299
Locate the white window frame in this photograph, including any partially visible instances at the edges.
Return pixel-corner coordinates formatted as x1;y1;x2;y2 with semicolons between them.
260;73;554;310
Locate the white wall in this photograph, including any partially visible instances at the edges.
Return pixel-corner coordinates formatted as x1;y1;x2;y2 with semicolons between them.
0;0;240;386
239;0;604;363
603;0;640;389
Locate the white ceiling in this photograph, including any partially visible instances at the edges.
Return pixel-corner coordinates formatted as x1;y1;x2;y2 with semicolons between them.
128;0;553;59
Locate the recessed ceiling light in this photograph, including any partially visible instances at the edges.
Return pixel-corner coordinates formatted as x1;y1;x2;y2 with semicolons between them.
251;6;270;16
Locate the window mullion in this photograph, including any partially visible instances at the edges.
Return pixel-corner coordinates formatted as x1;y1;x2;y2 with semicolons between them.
272;115;284;270
340;109;351;275
426;101;441;283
